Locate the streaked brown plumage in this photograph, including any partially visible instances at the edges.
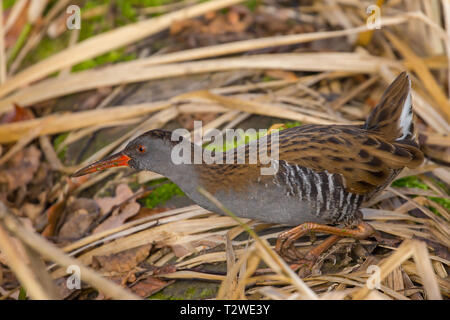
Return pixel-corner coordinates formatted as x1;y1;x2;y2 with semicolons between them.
73;72;423;271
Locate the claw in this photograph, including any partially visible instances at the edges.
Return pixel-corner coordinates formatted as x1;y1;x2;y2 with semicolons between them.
289;259;316;277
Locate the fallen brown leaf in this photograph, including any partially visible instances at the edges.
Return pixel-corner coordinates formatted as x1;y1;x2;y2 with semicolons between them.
93;202;140;234
0;145;41;192
0;104;35;124
130;276;173;298
95;183;134;215
59;198;101;239
92;244;152;273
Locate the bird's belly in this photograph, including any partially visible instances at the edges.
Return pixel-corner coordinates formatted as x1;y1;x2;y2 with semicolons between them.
225;185;331;225
198;178;365;226
188;185;331;226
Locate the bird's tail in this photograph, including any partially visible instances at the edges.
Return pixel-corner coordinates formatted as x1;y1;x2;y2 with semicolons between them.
364;72;418;146
364;72;423;168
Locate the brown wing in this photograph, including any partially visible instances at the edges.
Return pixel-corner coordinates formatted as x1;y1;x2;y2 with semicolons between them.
274;125;423;194
197;124;423;195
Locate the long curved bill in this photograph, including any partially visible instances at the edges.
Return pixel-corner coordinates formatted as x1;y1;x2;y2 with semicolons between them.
72;152;131;177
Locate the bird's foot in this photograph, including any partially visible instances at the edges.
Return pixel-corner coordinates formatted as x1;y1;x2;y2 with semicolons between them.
288;254;319;278
277;242;321;277
278;243;305;262
277;229;343;277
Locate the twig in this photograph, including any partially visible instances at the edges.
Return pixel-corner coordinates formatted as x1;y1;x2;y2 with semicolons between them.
0;102;171;144
0;0;247;98
0;223;55;299
0;201;140;300
0;3;6;83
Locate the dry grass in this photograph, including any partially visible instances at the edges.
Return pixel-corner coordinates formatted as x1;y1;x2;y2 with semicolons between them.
0;0;448;300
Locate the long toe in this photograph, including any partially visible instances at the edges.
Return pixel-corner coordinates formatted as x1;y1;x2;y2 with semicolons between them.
289;259;316;278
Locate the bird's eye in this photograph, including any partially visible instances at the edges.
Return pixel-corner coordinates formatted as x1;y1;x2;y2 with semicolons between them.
138;145;146;153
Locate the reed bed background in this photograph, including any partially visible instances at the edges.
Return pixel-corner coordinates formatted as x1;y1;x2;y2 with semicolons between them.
0;0;448;300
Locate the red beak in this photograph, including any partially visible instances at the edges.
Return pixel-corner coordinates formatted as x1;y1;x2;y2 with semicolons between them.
72;152;131;177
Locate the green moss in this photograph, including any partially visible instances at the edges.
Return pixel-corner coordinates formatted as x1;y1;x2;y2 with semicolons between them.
24;0;136;72
433;178;450;194
204;130;260;153
18;287;27;300
83;0;177;26
204;122;302;153
148;285;218;300
128;181;142;192
392;176;428;189
117;0;137;22
283;121;302;129
24;34;69;70
148;292;179;300
7;22;32;64
53;132;69;160
141;180;185;209
71;1;138;71
244;0;261;11
2;0;15;10
199;287;217;298
392;175;450;215
184;287;197;299
428;197;450;211
17;0;180;71
72;48;136;72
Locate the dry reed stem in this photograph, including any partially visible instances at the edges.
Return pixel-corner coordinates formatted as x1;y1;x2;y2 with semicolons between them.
3;0;27;34
385;31;450;121
51;214;241;278
8;0;73;75
0;3;6;84
0;202;140;300
2;11;445;113
176;90;345;125
0;0;246;98
0;125;42;165
0;53;400;114
0;102;170;143
0;223;55;299
352;240;442;300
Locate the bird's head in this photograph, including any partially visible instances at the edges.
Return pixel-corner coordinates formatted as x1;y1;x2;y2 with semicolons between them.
72;130;180;177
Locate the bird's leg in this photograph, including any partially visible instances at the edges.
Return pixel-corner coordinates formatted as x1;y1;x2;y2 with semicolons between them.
289;235;342;276
304;234;341;261
276;221;375;264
